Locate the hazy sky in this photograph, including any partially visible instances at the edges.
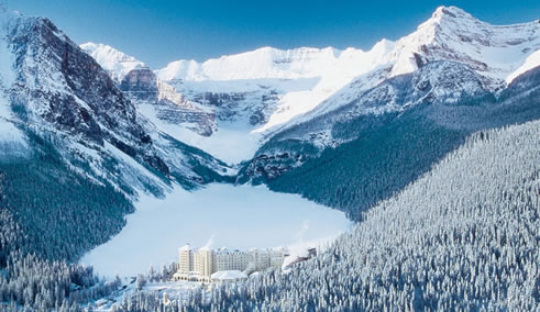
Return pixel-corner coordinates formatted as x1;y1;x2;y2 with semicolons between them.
7;0;540;68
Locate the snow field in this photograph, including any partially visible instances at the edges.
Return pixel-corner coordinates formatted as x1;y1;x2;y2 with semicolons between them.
81;183;352;277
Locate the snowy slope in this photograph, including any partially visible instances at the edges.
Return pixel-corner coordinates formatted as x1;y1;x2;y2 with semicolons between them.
82;6;540;166
0;96;29;158
276;7;540;134
0;8;230;198
0;8;30;157
386;6;540;86
506;49;540;83
156;42;394;82
81;42;146;82
157;40;395;134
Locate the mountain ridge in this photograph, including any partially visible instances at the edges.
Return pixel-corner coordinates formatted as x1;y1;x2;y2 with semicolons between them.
81;6;540;166
0;4;539;311
0;6;231;265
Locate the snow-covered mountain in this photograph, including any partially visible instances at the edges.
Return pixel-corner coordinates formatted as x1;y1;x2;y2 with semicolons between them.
82;6;540;166
2;4;540;310
388;6;540;84
79;42;146;82
236;7;540;220
3;3;537;259
82;40;398;163
154;41;396;163
156;42;394;82
81;43;217;138
0;8;230;198
158;6;540;130
250;6;540;148
0;5;238;272
276;6;540;133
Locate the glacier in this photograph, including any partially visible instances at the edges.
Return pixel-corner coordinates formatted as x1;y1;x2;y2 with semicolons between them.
82;6;540;166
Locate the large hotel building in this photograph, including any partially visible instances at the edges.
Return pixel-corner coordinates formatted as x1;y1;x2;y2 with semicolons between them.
174;244;288;282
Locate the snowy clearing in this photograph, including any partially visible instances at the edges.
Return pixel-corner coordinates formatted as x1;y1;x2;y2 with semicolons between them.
81;184;351;278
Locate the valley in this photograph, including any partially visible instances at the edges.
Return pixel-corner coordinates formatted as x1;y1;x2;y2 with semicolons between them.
0;3;539;311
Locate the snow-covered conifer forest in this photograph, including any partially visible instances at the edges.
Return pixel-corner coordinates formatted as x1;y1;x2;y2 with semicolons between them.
0;4;539;311
107;120;540;311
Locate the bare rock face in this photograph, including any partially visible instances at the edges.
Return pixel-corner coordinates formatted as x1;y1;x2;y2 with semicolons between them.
2;14;233;193
155;108;215;136
188;89;277;125
80;43;219;138
8;17;169;175
117;68;217;137
120;68;159;101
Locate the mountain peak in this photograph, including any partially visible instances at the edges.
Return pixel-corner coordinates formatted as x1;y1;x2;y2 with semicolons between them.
371;38;395;54
81;42;147;82
432;6;474;21
419;6;481;34
388;5;540;83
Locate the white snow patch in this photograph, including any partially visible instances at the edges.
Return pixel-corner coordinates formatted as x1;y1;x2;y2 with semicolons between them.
181;125;261;165
506;49;540;84
0;38;15;87
138;103;262;164
0;109;21;141
0;119;27;157
0;95;28;155
210;270;247;280
80;42;146;82
81;184;351;277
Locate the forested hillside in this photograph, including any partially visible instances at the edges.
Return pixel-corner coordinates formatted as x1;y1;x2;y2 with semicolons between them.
114;119;539;311
0;10;228;311
1;4;539;311
244;64;540;221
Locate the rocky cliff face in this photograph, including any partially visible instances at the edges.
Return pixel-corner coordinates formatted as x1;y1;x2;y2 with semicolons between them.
79;7;540;167
81;43;217;137
238;6;540;183
120;68;158;101
1;11;229;196
7;16;171;176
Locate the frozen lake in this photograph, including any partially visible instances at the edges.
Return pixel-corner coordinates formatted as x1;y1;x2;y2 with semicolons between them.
81;183;352;277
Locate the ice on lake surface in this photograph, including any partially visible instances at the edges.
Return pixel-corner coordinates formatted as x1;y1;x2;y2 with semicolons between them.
81;183;352;277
